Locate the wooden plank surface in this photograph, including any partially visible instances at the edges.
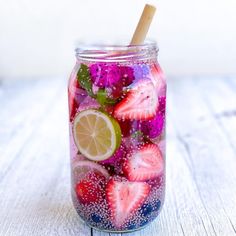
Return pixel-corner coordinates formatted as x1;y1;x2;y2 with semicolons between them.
0;77;236;236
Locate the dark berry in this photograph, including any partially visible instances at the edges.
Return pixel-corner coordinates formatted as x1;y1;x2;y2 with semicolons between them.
102;221;113;230
140;203;153;217
91;213;102;223
127;221;138;230
153;199;161;212
140;218;149;227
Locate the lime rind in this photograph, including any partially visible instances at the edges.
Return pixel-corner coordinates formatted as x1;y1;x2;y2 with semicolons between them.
110;115;121;150
73;160;110;179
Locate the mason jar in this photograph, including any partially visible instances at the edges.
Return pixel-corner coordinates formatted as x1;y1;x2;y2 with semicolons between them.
68;41;166;233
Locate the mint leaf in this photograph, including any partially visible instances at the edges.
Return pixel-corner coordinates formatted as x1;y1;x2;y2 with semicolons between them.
77;64;94;97
105;99;117;105
97;89;107;106
131;130;144;139
97;89;117;106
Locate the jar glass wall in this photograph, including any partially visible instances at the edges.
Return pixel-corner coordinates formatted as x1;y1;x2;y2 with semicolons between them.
68;41;166;233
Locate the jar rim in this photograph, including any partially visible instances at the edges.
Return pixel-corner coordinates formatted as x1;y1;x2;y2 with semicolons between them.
75;39;158;62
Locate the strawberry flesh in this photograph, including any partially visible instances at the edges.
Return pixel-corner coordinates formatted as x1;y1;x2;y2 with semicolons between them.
123;144;164;181
68;78;87;121
106;178;150;228
114;80;158;121
151;64;166;97
158;96;166;114
75;172;106;204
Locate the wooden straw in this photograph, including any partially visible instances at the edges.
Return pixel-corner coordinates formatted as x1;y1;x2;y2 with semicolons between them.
130;4;156;45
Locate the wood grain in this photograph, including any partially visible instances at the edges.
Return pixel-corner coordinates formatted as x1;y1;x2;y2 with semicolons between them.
0;77;236;236
168;77;236;236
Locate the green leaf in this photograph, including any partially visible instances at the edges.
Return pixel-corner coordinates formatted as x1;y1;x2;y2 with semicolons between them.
97;89;117;106
77;64;94;97
131;130;144;139
96;89;107;106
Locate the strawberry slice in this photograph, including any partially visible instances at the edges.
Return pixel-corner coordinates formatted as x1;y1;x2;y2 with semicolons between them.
106;178;150;228
150;64;166;97
75;172;106;204
114;80;158;121
68;77;87;121
69;94;78;121
123;144;164;181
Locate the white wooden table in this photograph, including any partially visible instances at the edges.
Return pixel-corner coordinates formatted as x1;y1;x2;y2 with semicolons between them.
0;77;236;236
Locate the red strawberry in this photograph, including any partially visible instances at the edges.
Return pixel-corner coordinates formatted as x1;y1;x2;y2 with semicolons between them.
147;174;165;188
150;64;166;97
106;178;150;228
68;78;78;121
158;96;166;114
75;172;106;204
68;78;87;121
69;95;78;122
114;80;158;121
118;120;132;137
123;144;164;181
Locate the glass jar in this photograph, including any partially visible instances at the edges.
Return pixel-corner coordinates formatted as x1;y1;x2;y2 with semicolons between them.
68;41;166;233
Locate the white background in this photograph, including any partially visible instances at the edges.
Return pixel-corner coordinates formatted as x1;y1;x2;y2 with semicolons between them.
0;0;236;79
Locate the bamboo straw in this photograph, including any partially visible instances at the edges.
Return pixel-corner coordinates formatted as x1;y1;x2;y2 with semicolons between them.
130;4;156;45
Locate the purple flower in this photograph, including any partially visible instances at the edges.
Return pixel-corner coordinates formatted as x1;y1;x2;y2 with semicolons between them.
133;65;143;79
120;66;135;86
140;112;164;139
99;144;126;165
133;64;150;80
89;63;121;88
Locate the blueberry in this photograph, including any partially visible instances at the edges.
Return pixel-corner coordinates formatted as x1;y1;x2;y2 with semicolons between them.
140;218;149;227
127;224;137;230
153;199;161;212
140;203;153;217
102;221;113;230
127;221;138;230
91;213;102;223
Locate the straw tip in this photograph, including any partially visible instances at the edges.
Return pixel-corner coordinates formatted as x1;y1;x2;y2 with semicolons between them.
145;3;156;11
130;3;157;45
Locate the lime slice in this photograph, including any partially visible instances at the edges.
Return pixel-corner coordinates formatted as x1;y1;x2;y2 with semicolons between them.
73;109;121;161
72;160;110;184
